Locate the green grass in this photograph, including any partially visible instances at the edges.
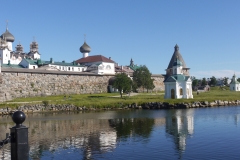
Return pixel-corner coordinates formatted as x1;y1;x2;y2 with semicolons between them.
1;87;240;109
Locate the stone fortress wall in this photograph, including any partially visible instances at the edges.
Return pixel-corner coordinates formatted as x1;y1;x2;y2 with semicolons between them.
0;68;164;102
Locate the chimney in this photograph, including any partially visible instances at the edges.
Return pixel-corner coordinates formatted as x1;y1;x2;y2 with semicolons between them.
109;57;111;60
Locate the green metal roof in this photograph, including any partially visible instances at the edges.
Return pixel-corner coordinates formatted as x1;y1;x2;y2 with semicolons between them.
1;64;24;68
24;59;38;65
230;74;240;84
23;59;85;67
164;74;189;82
129;65;141;71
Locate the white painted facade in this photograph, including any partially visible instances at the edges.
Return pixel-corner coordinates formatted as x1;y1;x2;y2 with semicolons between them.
229;74;240;91
0;47;11;64
164;58;193;99
50;64;87;72
19;59;38;69
164;79;193;99
86;62;115;75
83;52;89;58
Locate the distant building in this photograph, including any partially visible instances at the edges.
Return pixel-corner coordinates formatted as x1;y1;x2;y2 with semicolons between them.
164;45;193;99
76;41;115;75
229;74;240;91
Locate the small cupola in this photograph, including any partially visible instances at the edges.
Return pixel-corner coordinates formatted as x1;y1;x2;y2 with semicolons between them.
15;42;24;53
30;40;39;52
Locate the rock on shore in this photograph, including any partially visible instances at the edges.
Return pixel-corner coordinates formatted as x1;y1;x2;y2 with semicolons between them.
1;100;240;115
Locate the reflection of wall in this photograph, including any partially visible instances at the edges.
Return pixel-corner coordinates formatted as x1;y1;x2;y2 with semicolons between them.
0;113;117;160
165;109;194;151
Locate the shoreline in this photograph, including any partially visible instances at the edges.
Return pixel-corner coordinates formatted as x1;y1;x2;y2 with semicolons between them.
1;99;240;115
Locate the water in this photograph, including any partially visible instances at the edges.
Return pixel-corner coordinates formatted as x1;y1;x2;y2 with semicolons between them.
0;106;240;160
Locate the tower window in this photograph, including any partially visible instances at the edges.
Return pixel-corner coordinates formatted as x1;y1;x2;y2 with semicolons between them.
180;88;183;95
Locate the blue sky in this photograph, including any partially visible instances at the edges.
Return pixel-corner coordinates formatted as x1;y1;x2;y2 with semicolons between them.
2;0;240;79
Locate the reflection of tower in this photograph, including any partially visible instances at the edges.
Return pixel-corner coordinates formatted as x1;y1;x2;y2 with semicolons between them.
166;109;194;152
235;114;240;126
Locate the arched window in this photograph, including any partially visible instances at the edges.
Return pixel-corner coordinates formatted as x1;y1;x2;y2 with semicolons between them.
180;88;183;95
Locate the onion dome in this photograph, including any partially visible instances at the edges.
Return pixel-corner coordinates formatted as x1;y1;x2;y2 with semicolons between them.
1;29;14;42
80;42;91;53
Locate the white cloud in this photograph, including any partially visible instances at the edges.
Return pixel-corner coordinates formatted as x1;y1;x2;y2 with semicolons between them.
191;70;240;79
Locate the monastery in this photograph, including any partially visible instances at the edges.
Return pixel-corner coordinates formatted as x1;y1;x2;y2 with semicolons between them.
0;25;141;75
0;24;194;101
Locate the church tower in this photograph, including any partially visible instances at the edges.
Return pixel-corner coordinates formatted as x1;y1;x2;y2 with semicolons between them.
28;39;40;59
165;44;189;79
0;22;15;64
164;45;193;99
229;74;240;91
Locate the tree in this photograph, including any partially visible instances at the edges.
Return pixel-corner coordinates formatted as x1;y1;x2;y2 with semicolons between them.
201;78;207;86
146;78;155;92
113;73;132;98
132;65;154;93
191;76;198;88
223;77;229;86
209;76;217;86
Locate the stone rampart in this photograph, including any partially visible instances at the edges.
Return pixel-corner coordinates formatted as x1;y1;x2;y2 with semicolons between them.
0;68;165;102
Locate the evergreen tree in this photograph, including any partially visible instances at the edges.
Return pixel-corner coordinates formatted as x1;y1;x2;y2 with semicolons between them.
209;76;217;86
223;77;229;86
202;78;207;86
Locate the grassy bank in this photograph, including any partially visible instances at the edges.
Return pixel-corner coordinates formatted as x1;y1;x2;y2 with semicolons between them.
1;86;240;109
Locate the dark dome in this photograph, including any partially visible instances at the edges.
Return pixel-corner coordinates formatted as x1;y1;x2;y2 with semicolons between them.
167;44;186;69
80;42;91;53
1;29;15;42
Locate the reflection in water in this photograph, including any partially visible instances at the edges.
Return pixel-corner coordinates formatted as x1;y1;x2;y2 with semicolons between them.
166;109;194;153
235;114;240;126
0;112;118;160
108;118;155;139
0;108;240;159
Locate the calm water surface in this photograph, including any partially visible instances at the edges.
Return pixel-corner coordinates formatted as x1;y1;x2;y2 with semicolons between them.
0;106;240;160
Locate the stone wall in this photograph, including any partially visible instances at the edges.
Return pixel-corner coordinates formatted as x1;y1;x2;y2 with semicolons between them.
0;68;165;102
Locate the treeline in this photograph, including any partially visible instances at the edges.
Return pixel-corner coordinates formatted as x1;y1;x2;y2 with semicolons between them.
191;76;235;88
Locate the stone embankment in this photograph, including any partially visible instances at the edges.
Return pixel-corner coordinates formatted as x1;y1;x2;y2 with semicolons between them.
1;100;240;115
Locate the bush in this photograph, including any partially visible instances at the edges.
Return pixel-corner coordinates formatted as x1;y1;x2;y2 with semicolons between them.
42;100;49;106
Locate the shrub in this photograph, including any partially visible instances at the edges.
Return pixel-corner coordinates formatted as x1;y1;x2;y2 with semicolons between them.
42;100;49;106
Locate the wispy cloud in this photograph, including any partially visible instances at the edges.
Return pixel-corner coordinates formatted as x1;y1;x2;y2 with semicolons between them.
191;70;240;79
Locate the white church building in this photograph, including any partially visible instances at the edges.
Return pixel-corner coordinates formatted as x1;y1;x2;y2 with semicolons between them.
229;74;240;91
0;24;115;75
164;45;193;99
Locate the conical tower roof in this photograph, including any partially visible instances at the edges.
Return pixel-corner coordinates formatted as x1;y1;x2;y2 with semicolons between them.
167;44;187;69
